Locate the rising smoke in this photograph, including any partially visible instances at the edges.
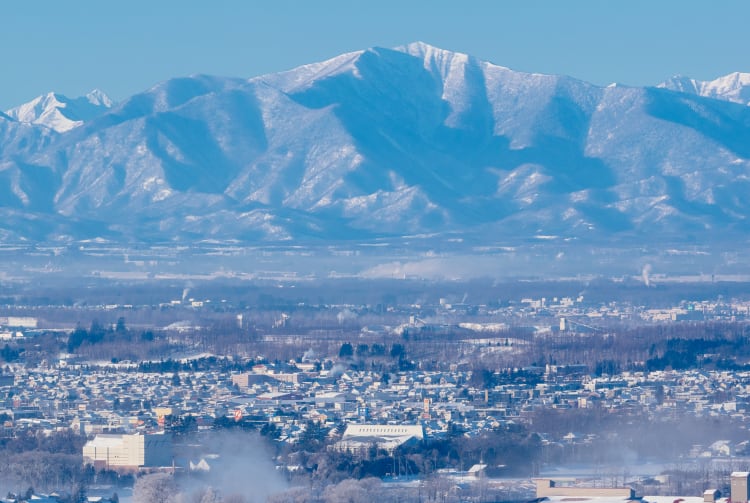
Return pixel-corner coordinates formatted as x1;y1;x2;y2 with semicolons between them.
177;430;287;503
642;263;652;287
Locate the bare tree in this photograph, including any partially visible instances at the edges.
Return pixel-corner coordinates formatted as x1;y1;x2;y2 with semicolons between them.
423;475;459;503
133;473;178;503
266;487;310;503
221;493;247;503
322;478;380;503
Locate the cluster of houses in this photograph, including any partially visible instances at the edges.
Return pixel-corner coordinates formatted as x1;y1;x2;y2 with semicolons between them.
2;353;750;473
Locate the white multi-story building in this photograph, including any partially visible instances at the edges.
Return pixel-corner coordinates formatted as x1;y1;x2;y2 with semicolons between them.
2;317;37;328
82;432;172;471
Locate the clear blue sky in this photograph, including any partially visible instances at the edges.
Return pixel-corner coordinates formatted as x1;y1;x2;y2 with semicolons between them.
2;0;748;110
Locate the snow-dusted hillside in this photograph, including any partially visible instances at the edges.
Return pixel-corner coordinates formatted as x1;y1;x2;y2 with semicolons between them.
1;42;750;246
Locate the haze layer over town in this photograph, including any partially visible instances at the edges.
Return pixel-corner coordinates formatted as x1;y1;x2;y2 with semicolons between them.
3;2;750;503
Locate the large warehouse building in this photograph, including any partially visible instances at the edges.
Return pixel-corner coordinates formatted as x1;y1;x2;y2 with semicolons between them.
335;424;425;454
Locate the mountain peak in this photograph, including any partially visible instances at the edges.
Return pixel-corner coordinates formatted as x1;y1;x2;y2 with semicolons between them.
396;41;472;64
6;92;69;131
659;71;750;105
254;48;365;93
395;41;516;81
6;90;113;132
86;89;113;108
397;41;456;55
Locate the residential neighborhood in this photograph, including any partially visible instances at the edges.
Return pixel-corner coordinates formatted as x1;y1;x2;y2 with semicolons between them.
3;347;750;473
3;283;750;502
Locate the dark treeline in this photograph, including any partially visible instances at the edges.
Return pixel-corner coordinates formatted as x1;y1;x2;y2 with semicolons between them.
526;321;750;373
0;430;88;500
5;316;750;377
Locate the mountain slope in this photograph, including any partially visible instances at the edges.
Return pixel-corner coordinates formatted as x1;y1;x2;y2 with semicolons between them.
1;43;750;246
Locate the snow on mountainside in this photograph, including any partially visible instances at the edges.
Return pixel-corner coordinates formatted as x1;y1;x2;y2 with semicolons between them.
5;89;113;132
1;42;750;246
659;72;750;105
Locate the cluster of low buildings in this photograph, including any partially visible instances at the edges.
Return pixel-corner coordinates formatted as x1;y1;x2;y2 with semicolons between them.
532;472;750;503
0;316;37;340
512;296;750;326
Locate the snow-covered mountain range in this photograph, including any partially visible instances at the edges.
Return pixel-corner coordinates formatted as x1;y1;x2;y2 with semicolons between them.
2;42;750;247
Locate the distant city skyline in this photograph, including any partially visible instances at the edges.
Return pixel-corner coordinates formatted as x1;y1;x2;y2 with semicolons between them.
2;0;748;110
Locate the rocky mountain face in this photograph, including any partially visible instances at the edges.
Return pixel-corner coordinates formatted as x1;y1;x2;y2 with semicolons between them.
2;42;750;246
